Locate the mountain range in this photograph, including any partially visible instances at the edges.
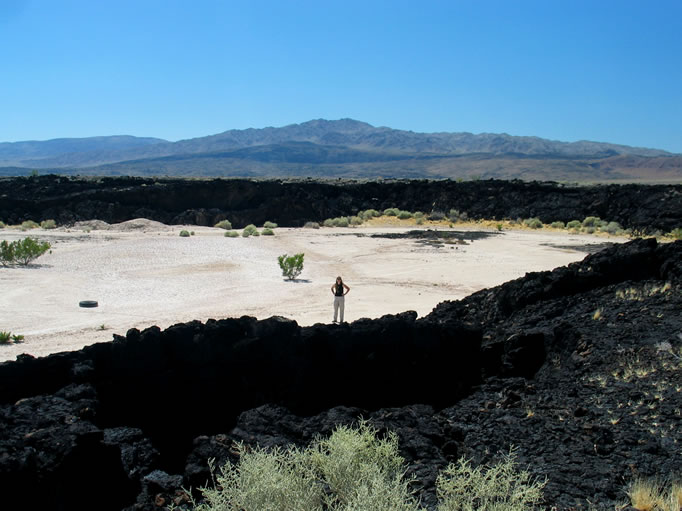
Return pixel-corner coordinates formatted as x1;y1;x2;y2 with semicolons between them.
1;119;680;182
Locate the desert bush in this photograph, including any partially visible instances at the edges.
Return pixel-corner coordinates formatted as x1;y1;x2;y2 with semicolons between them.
40;219;57;229
436;448;545;511
0;220;5;228
360;209;380;220
191;231;195;236
21;220;39;230
413;211;424;219
397;210;413;219
190;421;423;511
601;221;623;235
524;217;543;229
278;253;304;280
0;237;51;266
416;217;424;225
566;220;582;230
0;332;24;344
550;221;565;229
429;210;446;221
582;216;601;228
224;230;239;238
669;227;682;240
383;207;400;217
192;444;321;511
179;230;191;237
332;217;349;227
214;219;233;230
263;221;278;229
242;224;259;237
304;221;320;229
262;228;275;236
323;219;335;227
349;215;364;226
584;226;596;234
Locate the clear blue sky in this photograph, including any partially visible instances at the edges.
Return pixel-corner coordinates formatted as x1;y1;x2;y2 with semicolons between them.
2;0;681;152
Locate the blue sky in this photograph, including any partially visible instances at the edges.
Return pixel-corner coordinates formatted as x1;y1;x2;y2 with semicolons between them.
2;0;681;152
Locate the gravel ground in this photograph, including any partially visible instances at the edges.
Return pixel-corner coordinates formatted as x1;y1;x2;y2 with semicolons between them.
0;220;626;361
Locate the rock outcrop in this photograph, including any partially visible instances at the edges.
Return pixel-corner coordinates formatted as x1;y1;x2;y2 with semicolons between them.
1;175;681;233
1;238;680;510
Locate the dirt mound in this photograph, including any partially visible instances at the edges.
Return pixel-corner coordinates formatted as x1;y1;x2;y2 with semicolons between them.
108;218;174;232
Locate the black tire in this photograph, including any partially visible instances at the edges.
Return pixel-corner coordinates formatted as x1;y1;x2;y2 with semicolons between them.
79;300;98;308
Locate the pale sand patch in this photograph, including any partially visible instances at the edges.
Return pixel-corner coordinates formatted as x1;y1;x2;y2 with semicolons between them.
0;223;625;362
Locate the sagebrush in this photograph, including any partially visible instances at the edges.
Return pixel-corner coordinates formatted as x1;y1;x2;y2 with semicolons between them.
184;423;550;511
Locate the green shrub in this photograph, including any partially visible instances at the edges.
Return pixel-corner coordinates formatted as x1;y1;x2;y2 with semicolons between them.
304;221;320;229
263;221;278;229
262;228;275;236
413;211;424;219
190;421;423;511
0;220;6;228
0;331;11;344
179;230;191;237
214;219;232;230
360;209;380;220
582;216;601;228
383;207;400;216
278;253;304;280
524;217;543;229
190;231;195;236
21;220;39;230
349;215;363;226
0;237;51;266
323;219;335;227
0;240;15;265
397;210;413;219
584;226;596;234
224;230;239;238
566;220;582;230
332;217;349;227
416;217;424;225
242;224;259;237
550;221;565;229
602;221;623;235
436;448;546;511
40;219;57;229
429;211;446;221
669;227;682;239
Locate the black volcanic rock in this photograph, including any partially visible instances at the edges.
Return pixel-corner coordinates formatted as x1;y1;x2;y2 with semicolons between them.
0;239;680;510
1;176;681;233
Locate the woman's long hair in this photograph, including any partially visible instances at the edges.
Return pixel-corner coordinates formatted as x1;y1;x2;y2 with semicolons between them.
336;276;343;286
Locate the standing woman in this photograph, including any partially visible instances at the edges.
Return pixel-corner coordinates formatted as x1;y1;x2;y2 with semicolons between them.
331;276;350;323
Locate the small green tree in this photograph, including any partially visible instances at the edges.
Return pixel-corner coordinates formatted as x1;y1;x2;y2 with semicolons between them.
0;237;51;266
278;253;304;280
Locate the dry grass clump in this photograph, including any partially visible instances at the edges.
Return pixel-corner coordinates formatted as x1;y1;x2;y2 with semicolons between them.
628;479;682;511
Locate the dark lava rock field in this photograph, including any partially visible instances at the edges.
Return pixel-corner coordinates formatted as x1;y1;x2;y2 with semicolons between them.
0;177;680;510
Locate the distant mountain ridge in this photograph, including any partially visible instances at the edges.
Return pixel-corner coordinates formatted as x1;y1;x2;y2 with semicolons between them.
0;119;679;183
